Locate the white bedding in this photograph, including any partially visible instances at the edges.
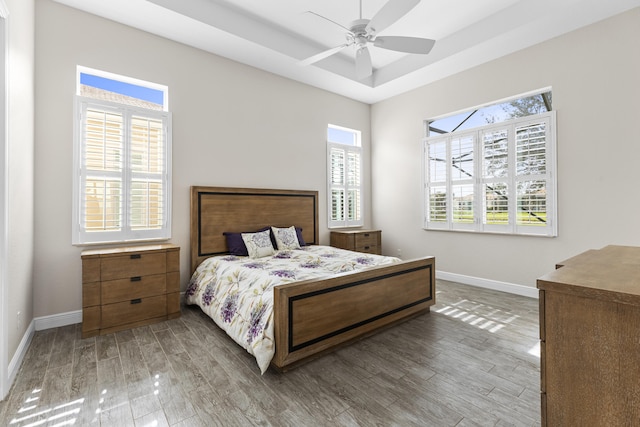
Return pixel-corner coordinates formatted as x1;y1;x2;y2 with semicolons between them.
185;245;400;373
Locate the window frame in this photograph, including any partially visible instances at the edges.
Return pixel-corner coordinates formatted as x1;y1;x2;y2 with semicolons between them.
327;124;363;229
72;96;172;245
422;111;557;237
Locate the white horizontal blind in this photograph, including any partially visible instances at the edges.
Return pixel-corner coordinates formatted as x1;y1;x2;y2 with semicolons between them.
514;120;549;232
423;112;556;236
83;108;123;233
451;134;475;229
328;142;363;228
425;140;447;228
74;97;172;244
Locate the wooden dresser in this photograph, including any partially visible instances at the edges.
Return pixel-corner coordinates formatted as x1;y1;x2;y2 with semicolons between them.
537;245;640;425
330;230;382;255
81;244;180;338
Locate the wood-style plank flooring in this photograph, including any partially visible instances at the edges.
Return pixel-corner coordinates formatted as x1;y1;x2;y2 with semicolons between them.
0;280;540;426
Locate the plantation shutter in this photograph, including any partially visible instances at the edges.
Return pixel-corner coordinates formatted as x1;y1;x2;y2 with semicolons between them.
423;112;556;236
328;143;363;228
425;140;448;228
74;98;172;244
514;117;551;231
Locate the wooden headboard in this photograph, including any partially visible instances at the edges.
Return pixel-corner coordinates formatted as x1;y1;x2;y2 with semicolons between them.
190;186;319;273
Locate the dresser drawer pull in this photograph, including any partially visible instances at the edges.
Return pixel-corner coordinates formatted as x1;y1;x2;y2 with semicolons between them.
131;298;142;304
130;254;141;259
363;233;370;237
130;276;142;282
364;246;370;250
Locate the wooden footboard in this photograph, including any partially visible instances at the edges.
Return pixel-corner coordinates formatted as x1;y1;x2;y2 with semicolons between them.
272;256;435;370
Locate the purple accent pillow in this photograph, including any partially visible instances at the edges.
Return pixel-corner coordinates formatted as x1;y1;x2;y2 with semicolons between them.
295;227;306;246
223;232;249;256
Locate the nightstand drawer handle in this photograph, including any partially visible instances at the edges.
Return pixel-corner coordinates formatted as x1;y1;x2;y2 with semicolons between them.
363;233;369;237
364;246;370;250
131;298;142;304
130;276;141;282
130;254;141;259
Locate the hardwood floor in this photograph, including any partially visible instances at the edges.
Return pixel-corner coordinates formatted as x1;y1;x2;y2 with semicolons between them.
0;280;540;426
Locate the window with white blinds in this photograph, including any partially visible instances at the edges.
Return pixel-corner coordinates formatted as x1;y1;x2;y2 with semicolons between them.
423;112;556;236
327;125;363;228
73;98;172;244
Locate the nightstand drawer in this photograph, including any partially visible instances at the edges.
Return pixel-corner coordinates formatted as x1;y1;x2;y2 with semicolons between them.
354;232;378;247
356;245;380;254
101;294;167;328
101;274;167;305
101;252;166;281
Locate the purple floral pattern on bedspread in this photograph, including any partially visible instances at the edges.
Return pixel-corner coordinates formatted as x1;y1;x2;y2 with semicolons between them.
184;245;400;374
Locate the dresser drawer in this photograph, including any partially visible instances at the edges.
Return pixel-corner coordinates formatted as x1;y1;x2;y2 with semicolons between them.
356;245;380;255
101;274;167;305
101;252;166;281
354;232;378;247
101;294;167;328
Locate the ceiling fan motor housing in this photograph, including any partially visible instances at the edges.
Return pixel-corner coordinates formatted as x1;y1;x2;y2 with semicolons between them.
350;19;373;38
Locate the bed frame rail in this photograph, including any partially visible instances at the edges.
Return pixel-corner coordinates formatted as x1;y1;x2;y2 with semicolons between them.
272;256;435;370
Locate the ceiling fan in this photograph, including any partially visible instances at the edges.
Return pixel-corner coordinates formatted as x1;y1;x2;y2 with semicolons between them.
299;0;435;80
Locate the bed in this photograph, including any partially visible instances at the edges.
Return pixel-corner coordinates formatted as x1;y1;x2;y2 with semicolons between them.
188;186;436;372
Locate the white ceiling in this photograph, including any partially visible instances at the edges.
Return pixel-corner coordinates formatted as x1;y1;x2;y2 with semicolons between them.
54;0;640;104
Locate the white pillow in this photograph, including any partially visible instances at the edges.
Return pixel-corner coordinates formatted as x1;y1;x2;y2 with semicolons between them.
271;226;301;250
241;229;275;258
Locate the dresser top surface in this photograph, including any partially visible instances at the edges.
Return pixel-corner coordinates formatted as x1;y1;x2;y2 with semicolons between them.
538;245;640;302
82;243;179;258
330;230;380;234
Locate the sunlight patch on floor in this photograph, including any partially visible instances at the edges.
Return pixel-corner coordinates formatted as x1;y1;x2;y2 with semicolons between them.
10;389;84;426
435;297;519;334
528;340;541;358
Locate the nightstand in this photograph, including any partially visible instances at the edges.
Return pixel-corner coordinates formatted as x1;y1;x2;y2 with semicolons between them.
81;243;180;338
330;230;382;255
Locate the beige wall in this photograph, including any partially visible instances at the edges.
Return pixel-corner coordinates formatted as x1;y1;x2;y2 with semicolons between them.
31;0;640;319
33;0;371;318
371;7;640;288
6;0;35;371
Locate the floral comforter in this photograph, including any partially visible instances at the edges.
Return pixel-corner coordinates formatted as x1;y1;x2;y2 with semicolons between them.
185;245;400;373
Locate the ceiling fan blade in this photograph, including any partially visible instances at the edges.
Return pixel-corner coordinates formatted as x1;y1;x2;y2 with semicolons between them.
365;0;420;35
374;36;435;54
305;11;352;33
299;43;350;66
355;46;372;79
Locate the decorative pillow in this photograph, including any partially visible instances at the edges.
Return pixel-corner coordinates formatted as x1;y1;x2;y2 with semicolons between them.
223;232;249;256
224;227;274;256
272;226;301;250
295;227;306;246
242;229;276;258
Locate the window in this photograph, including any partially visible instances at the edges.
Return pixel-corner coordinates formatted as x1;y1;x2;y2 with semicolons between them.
73;67;172;244
423;92;556;236
327;125;363;228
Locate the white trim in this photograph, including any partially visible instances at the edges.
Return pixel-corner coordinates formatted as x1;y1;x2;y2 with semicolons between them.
34;310;82;331
437;270;539;299
0;0;8;400
7;320;34;391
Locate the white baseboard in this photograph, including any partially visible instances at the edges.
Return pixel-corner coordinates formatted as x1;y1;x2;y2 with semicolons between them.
6;311;81;395
8;319;35;387
34;310;82;331
437;270;539;299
